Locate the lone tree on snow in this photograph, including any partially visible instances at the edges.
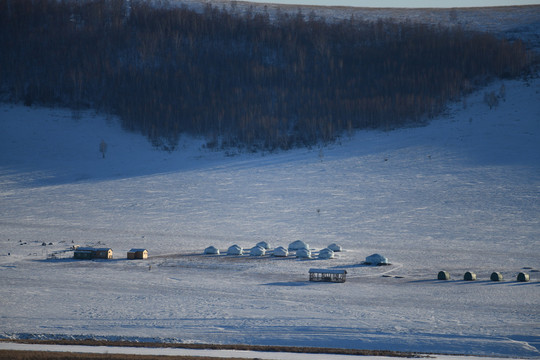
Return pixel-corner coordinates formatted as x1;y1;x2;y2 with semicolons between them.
99;140;108;159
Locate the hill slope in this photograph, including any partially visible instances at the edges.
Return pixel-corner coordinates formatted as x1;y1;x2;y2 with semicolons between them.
1;70;539;357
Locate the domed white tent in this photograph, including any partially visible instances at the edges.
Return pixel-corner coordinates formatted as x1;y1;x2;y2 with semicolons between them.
256;241;271;250
296;248;311;258
250;245;266;256
288;240;309;251
318;248;334;259
227;244;243;255
328;243;342;252
272;246;289;257
204;246;220;255
364;253;389;265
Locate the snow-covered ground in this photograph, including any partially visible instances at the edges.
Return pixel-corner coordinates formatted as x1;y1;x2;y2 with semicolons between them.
0;342;532;360
1;76;539;358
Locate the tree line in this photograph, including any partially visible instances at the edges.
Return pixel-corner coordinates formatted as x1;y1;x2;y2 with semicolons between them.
0;0;533;150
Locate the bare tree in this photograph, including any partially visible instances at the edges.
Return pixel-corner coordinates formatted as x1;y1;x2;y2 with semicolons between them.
99;140;108;159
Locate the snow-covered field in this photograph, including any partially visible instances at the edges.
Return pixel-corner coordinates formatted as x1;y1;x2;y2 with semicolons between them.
1;44;540;359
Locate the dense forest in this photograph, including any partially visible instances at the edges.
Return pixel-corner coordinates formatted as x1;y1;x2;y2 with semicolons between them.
0;0;533;150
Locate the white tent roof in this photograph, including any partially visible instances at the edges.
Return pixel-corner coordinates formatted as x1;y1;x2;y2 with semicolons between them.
288;240;309;251
318;248;334;259
365;253;389;265
227;244;243;255
272;246;288;257
256;241;271;249
204;246;220;255
327;243;342;252
250;245;266;256
296;248;311;258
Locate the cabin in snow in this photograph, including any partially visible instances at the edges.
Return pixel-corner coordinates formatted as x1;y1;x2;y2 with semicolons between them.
74;247;113;260
127;248;148;259
94;248;113;259
73;247;94;260
309;268;347;283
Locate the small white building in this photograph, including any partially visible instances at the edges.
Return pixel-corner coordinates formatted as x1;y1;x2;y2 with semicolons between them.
204;246;220;255
364;253;389;265
288;240;309;251
256;241;271;250
318;248;334;259
272;246;289;257
227;244;243;255
250;245;266;256
328;243;342;252
296;248;311;259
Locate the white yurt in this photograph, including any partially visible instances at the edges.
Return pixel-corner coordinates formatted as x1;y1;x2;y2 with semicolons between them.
227;244;243;255
204;246;220;255
364;253;389;265
318;248;334;259
256;241;271;250
327;243;342;252
288;240;309;251
296;248;312;258
250;245;266;256
272;246;289;257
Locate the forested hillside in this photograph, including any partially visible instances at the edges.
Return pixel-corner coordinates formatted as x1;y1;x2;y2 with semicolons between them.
0;0;532;150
